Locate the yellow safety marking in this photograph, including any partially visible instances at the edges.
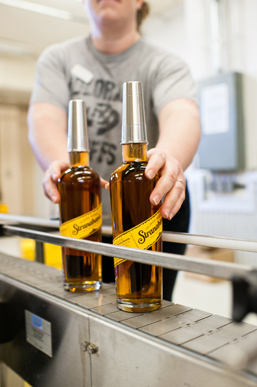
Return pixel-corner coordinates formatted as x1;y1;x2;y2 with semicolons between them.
0;203;8;213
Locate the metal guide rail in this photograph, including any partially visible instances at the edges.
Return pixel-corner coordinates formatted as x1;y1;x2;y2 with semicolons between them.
1;253;257;387
3;212;257;252
1;214;257;322
0;217;255;280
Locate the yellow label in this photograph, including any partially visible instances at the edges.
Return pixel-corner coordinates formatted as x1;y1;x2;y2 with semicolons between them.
60;203;102;239
113;208;162;267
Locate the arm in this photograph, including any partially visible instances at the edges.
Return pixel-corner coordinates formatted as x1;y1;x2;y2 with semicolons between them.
145;98;201;219
28;102;69;171
27;102;70;203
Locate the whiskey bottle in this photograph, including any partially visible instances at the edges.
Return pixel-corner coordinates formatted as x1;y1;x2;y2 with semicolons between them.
58;99;102;292
109;81;162;312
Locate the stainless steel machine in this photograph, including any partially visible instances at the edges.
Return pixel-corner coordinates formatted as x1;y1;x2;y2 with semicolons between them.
1;215;257;387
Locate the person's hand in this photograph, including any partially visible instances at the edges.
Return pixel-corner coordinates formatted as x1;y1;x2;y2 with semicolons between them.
145;148;186;220
43;160;110;203
43;160;70;203
102;178;110;190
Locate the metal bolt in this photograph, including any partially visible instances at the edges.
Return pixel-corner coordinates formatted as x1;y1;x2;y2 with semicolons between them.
87;344;98;354
81;341;98;354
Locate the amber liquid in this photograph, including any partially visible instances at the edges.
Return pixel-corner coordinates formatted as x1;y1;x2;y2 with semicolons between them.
58;152;102;292
110;144;162;312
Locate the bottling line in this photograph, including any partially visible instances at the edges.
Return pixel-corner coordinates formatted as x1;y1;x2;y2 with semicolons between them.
1;214;257;386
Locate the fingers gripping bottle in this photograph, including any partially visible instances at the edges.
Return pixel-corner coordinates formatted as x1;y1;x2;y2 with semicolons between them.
109;82;163;312
58;99;102;292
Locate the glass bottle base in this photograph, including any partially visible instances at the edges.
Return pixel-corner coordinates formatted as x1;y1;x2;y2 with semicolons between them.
117;298;162;313
64;280;101;292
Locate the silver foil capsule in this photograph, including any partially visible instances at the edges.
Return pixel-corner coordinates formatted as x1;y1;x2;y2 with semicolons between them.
121;81;148;144
67;99;89;152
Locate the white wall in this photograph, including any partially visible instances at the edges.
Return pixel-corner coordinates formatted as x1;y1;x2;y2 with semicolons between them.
145;0;257;170
0;56;36;93
143;1;187;62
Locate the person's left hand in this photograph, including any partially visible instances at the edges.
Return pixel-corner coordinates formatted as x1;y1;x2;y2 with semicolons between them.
145;148;186;220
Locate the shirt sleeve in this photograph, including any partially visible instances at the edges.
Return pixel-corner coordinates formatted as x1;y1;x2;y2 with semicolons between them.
152;53;197;117
29;44;70;112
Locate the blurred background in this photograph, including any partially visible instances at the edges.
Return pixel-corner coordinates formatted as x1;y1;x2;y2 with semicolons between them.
1;0;257;260
0;0;257;319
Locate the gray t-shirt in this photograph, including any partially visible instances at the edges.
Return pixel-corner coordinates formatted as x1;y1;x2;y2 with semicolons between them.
30;35;196;224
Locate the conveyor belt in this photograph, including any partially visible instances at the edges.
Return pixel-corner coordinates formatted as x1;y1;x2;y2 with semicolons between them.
1;252;257;387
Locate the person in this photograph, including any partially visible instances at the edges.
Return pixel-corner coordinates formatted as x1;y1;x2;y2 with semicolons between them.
27;0;201;301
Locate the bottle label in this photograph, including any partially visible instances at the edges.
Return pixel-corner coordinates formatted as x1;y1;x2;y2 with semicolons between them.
60;203;102;239
113;208;162;267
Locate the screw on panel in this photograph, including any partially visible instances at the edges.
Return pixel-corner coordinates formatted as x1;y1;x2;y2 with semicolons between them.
81;341;98;354
87;344;98;354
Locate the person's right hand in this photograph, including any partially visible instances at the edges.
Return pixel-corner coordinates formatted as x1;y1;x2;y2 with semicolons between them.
43;160;110;204
42;160;69;204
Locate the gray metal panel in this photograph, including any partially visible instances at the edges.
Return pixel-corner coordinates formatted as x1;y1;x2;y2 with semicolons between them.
89;316;257;387
0;278;91;387
198;72;245;171
1;253;257;386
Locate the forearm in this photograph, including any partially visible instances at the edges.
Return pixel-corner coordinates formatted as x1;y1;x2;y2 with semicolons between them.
156;98;201;171
27;102;69;171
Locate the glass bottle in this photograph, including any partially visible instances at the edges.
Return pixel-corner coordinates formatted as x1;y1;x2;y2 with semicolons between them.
109;82;163;312
58;99;102;292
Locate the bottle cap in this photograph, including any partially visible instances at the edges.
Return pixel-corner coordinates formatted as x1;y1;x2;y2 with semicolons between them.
121;81;148;144
67;99;89;152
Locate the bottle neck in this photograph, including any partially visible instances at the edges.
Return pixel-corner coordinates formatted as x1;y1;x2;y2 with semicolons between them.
69;151;89;167
122;143;147;163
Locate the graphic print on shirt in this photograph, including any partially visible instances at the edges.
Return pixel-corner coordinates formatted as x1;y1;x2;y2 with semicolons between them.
71;76;122;167
86;103;119;135
90;140;116;166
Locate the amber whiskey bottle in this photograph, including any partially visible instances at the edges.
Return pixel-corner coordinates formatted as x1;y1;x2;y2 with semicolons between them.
109;82;163;312
58;99;102;292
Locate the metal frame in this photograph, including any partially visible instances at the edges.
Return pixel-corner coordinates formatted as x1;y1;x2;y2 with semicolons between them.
1;214;257;386
1;254;257;387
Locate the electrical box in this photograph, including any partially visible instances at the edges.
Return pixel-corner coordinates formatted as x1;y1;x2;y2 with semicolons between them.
197;72;245;171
